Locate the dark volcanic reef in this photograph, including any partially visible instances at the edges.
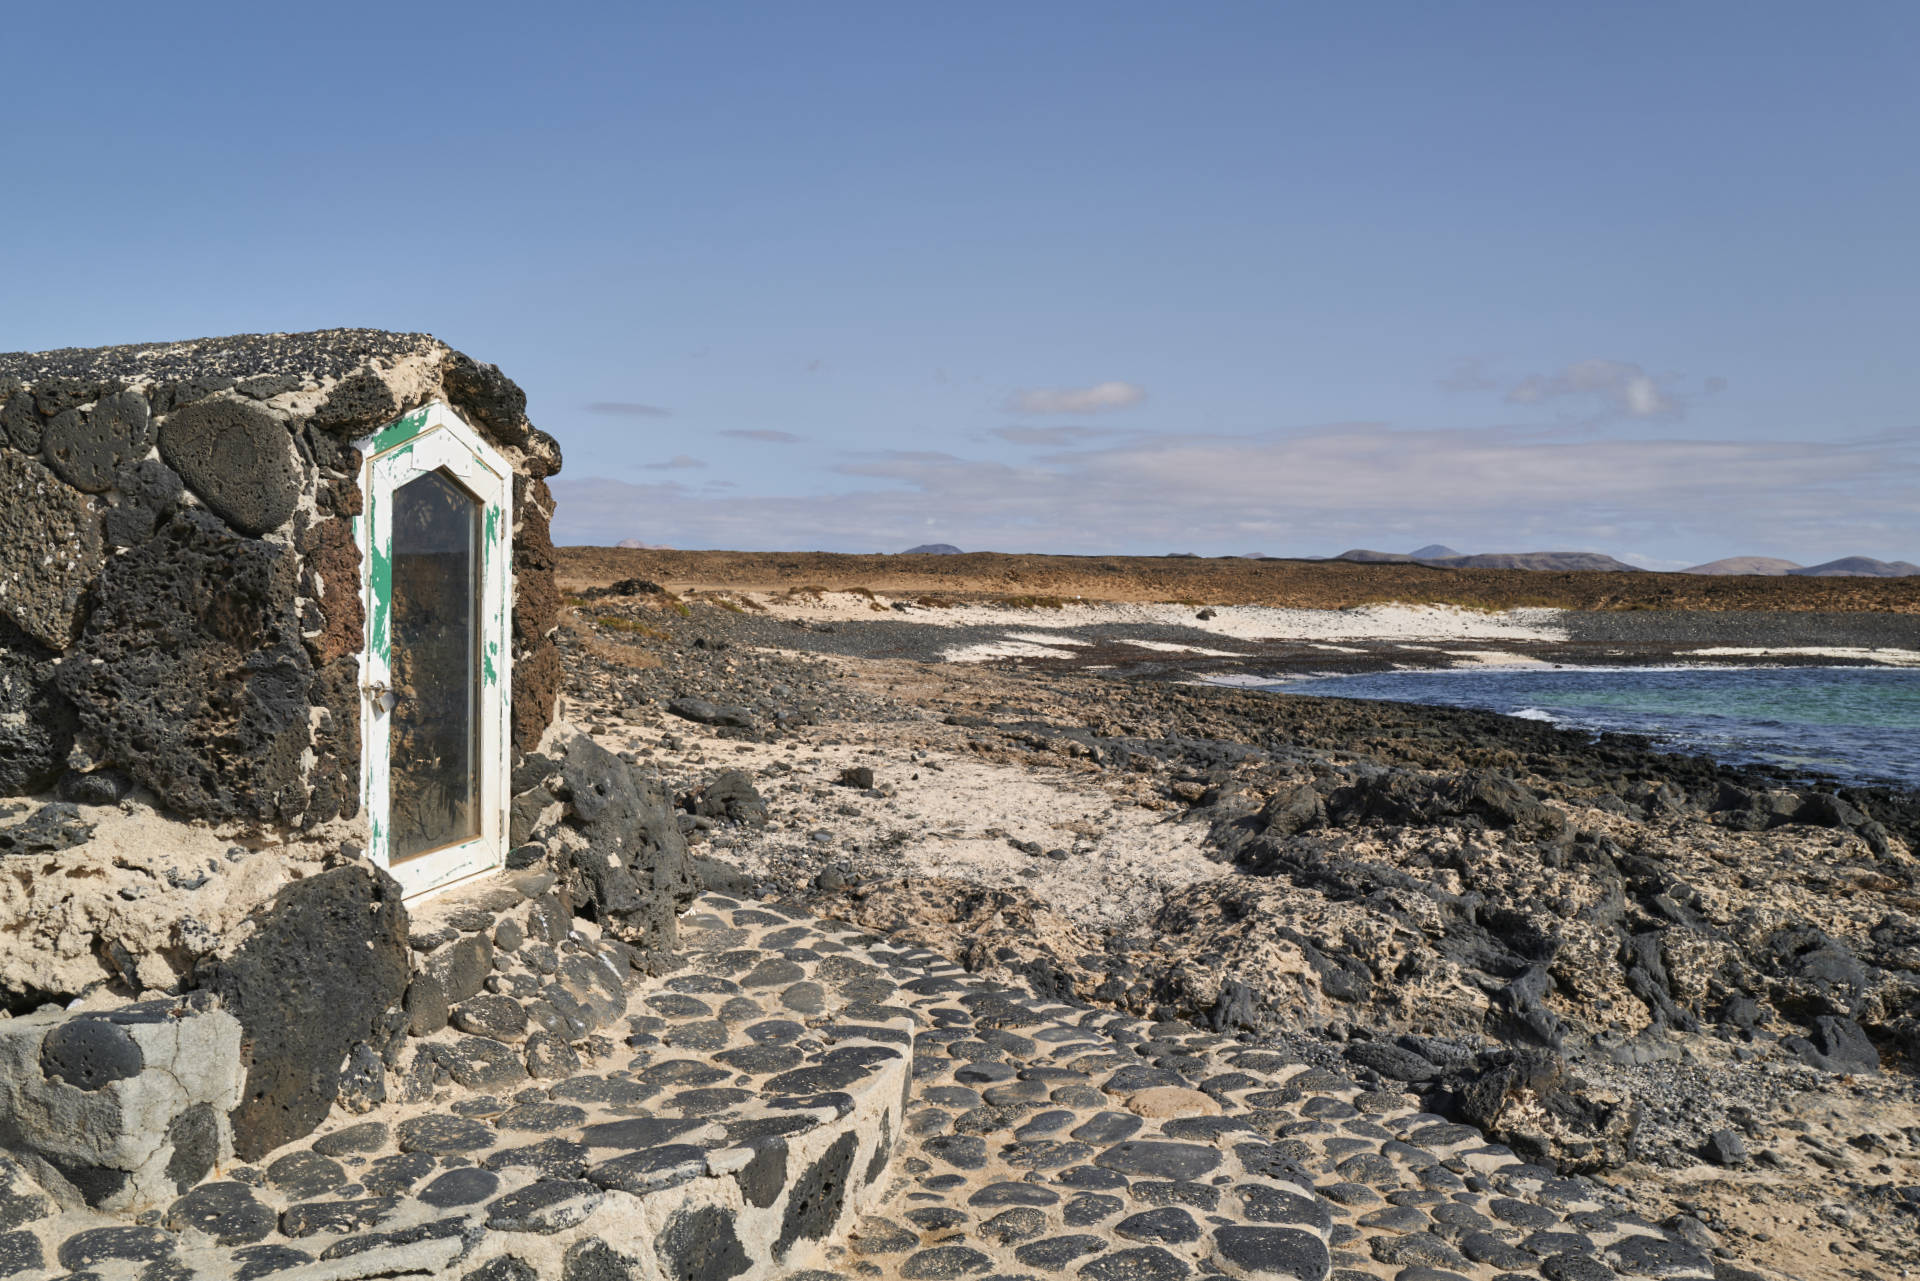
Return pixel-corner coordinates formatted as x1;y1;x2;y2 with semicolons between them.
549;581;1920;1275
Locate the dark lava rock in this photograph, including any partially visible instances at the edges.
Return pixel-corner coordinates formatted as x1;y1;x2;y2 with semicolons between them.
200;863;411;1160
1212;1226;1330;1280
657;1202;751;1281
682;770;770;826
163;1182;276;1246
1784;1014;1880;1074
281;1197;398;1238
312;1122;390;1156
0;622;76;796
57;1225;176;1270
526;1031;583;1079
774;1131;858;1257
101;457;185;548
485;1180;604;1234
1704;1129;1749;1166
1114;1207;1201;1244
406;975;452;1037
453;994;529;1043
0;450;103;649
1093;1140;1222;1182
429;934;495;1005
1079;1245;1189;1280
56;767;134;805
0;801;92;856
0;1231;43;1278
396;1113;498;1153
554;731;697;953
43;390;151;493
264;1150;346;1199
667;697;755;729
587;1145;708;1196
158;396;300;535
60;510;312;823
899;1245;994;1278
0;1157;51;1233
419;1167;501;1207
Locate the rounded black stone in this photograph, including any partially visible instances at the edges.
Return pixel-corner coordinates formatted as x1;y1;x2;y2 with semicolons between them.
640;1058;731;1086
1093;1141;1221;1183
980;1206;1048;1244
420;1167;501;1208
1370;1232;1471;1269
40;1017;143;1090
953;1060;1016;1085
899;1245;993;1278
1074;1112;1143;1144
464;1257;538;1281
1213;1225;1331;1280
0;1230;44;1278
904;1207;967;1231
647;994;712;1018
1238;1185;1333;1233
586;1144;708;1195
231;1242;316;1279
715;1044;805;1075
968;1181;1060;1207
164;1182;276;1246
1002;1139;1095;1169
1066;1192;1126;1226
1544;1254;1619;1281
1056;1164;1131;1190
360;1151;437;1195
396;1114;498;1154
496;1103;589;1132
923;1135;988;1170
313;1122;391;1156
57;1226;176;1269
44;391;151;493
744;1019;805;1045
281;1197;398;1238
158;396;300;535
264;1150;347;1199
486;1180;605;1234
1115;1207;1201;1245
664;1020;732;1051
485;1138;592;1180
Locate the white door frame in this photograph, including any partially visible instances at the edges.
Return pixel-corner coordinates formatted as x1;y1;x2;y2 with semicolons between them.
355;402;514;899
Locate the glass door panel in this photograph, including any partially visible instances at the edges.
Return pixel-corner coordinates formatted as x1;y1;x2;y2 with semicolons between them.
388;469;482;860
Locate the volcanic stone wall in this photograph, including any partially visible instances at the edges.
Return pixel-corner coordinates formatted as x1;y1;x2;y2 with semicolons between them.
0;330;564;825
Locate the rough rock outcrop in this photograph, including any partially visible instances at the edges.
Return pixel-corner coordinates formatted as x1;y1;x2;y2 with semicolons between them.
59;510;314;825
0;620;75;795
0;450;103;649
198;862;410;1160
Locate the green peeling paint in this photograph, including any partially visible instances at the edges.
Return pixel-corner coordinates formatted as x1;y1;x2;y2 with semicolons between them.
368;406;431;452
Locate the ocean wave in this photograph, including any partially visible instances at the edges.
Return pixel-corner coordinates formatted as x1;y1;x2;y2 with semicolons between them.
1509;707;1556;722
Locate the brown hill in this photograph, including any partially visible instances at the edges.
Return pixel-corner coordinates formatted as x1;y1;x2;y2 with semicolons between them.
1681;557;1802;575
556;547;1920;614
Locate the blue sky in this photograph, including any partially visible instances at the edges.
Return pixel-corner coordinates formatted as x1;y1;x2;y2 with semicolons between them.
4;3;1916;565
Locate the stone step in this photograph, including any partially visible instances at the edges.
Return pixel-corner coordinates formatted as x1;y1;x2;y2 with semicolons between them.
4;893;1725;1281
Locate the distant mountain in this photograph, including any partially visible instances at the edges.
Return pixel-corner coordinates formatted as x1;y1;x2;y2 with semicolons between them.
1331;548;1637;572
901;543;963;555
1679;557;1802;576
1332;549;1416;563
1788;557;1920;578
615;538;672;549
1428;552;1640;572
1408;544;1463;560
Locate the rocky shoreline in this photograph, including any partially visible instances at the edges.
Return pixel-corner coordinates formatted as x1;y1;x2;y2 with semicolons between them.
553;585;1920;1280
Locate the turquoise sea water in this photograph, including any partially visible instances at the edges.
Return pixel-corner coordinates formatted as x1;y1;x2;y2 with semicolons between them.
1263;665;1920;789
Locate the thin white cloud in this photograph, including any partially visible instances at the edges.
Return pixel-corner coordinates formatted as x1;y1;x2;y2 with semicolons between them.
587;401;672;418
554;422;1920;563
1506;360;1680;419
641;454;706;470
990;425;1123;446
1007;381;1146;415
720;429;806;443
